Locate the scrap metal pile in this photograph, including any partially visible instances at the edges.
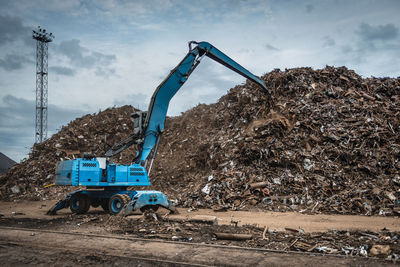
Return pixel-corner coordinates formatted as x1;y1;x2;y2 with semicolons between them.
151;66;400;216
1;66;399;215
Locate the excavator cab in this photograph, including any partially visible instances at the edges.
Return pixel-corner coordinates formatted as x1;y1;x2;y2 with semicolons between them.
131;111;147;135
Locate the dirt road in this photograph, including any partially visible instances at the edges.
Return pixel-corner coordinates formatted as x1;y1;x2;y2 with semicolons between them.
0;200;399;266
0;226;393;266
1;200;399;232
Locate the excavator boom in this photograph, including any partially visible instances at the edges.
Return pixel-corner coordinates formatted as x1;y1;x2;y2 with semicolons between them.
106;41;269;165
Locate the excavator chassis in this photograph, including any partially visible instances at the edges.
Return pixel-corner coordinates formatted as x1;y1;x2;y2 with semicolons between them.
47;188;176;216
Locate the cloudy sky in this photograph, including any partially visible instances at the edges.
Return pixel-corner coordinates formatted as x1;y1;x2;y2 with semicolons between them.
0;0;399;161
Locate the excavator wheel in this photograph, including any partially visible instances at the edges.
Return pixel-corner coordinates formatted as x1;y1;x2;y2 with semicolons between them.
70;194;90;214
121;194;131;203
108;194;130;215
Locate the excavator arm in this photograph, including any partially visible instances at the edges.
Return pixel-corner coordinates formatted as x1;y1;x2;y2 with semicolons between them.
105;41;269;167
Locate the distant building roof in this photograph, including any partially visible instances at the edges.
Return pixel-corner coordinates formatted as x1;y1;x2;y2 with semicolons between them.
0;152;16;175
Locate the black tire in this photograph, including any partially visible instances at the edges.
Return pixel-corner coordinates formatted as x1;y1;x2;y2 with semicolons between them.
70;194;90;214
108;194;130;215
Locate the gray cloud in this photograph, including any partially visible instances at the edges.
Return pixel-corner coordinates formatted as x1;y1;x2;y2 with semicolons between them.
0;53;33;71
356;23;399;42
322;36;336;47
56;39;116;76
305;4;314;13
49;66;76;76
352;22;400;56
265;43;279;51
57;39;116;68
113;93;149;111
0;94;87;161
95;67;116;77
341;45;353;54
338;22;400;70
0;15;32;46
0;16;34;71
237;48;254;54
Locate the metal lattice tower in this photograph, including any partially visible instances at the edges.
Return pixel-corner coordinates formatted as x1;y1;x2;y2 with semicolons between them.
32;26;54;143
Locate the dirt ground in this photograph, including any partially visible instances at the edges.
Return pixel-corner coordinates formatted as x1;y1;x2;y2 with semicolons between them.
0;200;399;266
1;200;399;232
1;227;393;267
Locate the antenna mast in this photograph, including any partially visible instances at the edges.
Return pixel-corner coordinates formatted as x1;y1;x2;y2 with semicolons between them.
32;26;54;143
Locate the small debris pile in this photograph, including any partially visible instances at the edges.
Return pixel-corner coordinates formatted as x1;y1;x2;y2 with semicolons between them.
1;66;399;216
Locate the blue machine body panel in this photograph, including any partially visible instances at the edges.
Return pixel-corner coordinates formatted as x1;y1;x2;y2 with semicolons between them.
55;160;80;186
55;158;151;187
131;190;170;210
79;160;101;184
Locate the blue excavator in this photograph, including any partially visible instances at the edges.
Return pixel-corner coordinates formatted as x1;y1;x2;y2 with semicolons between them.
48;41;269;215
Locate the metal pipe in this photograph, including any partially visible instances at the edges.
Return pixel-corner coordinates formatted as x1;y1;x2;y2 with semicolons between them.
148;134;161;176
